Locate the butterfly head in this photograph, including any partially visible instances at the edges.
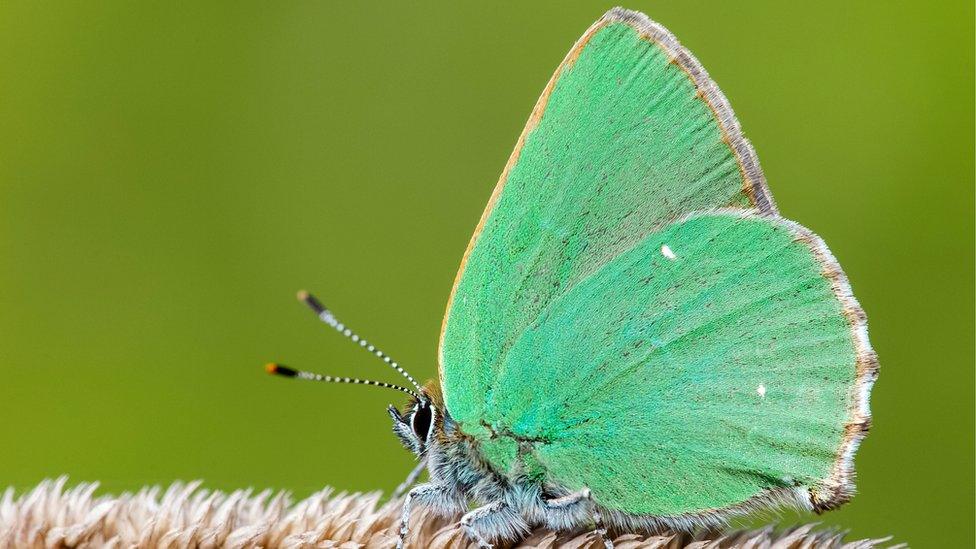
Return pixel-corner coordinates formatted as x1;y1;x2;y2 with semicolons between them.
388;391;439;455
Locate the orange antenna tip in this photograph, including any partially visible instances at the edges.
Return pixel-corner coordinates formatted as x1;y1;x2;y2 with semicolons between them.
266;363;298;377
265;362;299;377
296;290;327;315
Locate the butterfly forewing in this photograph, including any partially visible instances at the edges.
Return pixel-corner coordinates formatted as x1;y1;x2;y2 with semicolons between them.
440;12;774;426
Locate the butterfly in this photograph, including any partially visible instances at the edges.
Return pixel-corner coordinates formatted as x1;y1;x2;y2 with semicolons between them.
267;7;877;549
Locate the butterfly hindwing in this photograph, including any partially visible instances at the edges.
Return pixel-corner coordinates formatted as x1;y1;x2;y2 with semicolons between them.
487;211;874;516
441;8;775;428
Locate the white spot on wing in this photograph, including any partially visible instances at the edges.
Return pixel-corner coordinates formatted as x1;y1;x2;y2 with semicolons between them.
757;384;767;398
661;244;677;260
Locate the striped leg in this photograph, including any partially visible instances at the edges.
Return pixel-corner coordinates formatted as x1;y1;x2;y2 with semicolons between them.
459;500;529;549
544;488;612;549
396;482;462;549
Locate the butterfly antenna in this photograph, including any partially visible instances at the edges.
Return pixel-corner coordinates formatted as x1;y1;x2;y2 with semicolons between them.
266;363;421;399
296;290;424;393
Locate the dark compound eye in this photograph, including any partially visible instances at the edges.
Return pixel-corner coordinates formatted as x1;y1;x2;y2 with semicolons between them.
411;403;432;440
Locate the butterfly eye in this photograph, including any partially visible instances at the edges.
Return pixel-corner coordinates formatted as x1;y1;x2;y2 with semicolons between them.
411;403;432;440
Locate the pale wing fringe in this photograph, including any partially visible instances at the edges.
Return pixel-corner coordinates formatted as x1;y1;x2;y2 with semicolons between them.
0;478;898;548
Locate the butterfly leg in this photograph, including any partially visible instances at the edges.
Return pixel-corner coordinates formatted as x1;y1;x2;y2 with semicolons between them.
459;500;529;549
543;488;612;549
397;482;463;549
391;456;427;500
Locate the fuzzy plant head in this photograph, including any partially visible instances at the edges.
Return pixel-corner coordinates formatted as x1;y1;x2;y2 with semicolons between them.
0;477;896;548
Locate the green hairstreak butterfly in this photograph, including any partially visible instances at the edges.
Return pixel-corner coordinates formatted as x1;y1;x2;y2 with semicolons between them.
267;7;877;548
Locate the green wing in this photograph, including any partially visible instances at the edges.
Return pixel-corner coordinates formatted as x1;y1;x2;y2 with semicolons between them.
483;212;875;516
439;9;875;518
441;9;774;427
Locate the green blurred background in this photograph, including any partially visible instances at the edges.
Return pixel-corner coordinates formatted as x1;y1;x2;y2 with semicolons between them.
1;1;972;546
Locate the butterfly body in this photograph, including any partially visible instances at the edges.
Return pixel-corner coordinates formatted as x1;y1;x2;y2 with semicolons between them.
273;7;876;549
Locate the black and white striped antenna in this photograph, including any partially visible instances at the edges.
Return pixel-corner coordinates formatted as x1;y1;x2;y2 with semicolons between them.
295;290;424;394
265;363;421;399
